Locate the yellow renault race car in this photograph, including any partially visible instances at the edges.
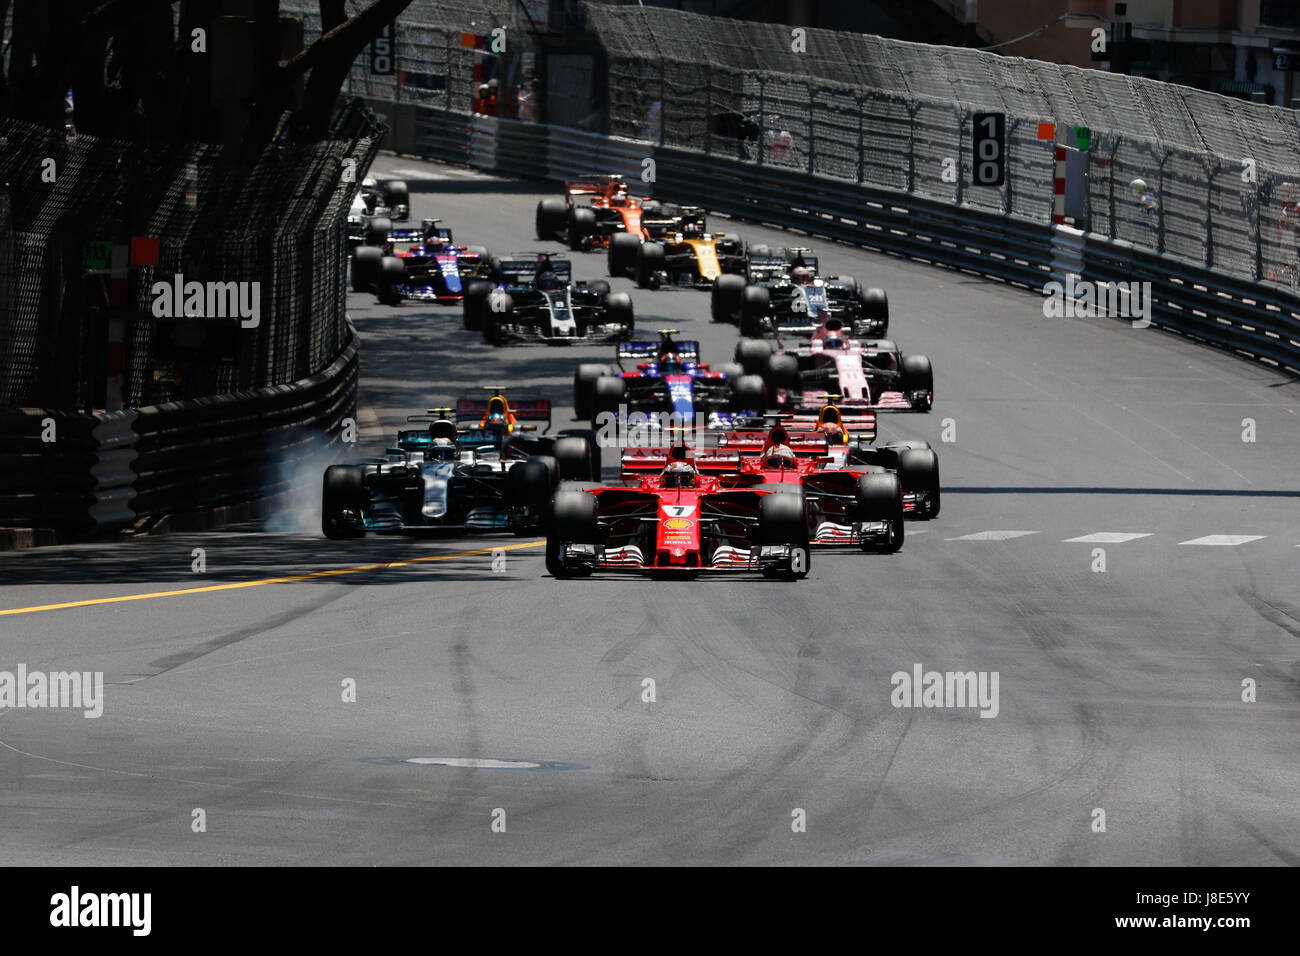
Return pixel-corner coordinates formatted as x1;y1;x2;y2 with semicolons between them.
606;205;748;289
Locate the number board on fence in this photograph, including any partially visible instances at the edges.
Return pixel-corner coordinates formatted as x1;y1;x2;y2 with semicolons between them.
972;112;1006;187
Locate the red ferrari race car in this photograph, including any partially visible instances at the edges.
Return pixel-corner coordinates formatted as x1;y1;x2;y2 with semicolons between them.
713;413;939;551
535;174;648;252
545;444;810;579
735;318;933;413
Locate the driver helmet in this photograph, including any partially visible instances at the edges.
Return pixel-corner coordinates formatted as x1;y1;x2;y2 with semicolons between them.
661;460;697;488
683;221;703;238
425;438;458;462
659;351;684;373
823;334;844;350
537;268;560;291
790;265;815;285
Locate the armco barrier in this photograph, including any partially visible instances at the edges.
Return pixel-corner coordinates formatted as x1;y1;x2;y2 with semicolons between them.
127;325;359;526
0;409;98;530
0;326;358;536
402;105;1299;378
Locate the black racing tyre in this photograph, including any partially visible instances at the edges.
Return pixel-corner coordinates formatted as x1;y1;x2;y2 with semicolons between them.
855;472;904;552
758;492;811;579
364;216;391;246
739;284;770;337
481;290;513;345
766;352;800;391
901;353;933;393
351;246;381;292
507;456;559;510
536;198;567;240
546;490;599;578
377;255;405;305
747;242;772;259
836;275;862;296
567;206;597;250
553;435;599;482
588;279;611;300
861;287;888;325
591;375;627;427
603;291;634;338
898;447;940;519
608;231;640;276
711;273;747;323
718;362;744;382
381;180;409;210
734;338;772;377
731;374;766;412
574;363;613;421
322;465;365;539
640;199;663;217
635;241;665;288
463;280;493;331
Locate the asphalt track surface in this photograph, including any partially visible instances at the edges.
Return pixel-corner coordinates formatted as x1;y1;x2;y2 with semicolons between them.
1;156;1298;866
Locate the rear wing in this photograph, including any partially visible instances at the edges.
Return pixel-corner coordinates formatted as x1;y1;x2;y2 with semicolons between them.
785;410;877;442
618;339;701;362
620;447;739;478
455;396;552;429
499;256;571;286
747;256;790;282
718;429;830;456
387;227;425;244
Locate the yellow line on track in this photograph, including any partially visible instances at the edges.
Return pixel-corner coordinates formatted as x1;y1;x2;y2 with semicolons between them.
0;540;545;618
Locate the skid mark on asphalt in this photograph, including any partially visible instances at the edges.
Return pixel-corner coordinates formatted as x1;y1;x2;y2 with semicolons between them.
0;541;545;618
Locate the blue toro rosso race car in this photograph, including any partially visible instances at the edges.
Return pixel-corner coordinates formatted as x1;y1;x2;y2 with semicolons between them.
351;218;498;305
571;330;766;428
321;389;601;538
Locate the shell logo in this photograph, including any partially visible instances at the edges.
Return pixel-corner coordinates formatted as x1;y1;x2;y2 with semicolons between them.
663;518;694;531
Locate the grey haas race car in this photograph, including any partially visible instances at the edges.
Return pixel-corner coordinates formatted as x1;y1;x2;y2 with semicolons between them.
463;252;634;345
712;246;889;338
321;391;601;538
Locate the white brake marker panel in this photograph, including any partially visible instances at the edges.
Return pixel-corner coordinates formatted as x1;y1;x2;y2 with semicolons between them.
945;530;1041;541
1178;534;1266;546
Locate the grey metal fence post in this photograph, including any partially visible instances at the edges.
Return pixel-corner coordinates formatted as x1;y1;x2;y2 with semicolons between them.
1157;149;1169;254
906;100;917;193
1005;117;1015;215
856;93;865;184
1109;136;1119;239
954;107;966;207
757;75;766;166
446;30;453;112
807;84;815;175
704;64;713;156
1205;156;1215;269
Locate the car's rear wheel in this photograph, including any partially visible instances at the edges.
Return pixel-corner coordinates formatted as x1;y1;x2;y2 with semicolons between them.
553;435;599;483
734;338;772;377
463;280;493;331
739;285;770;337
536;198;567;240
711;273;747;323
377;255;405;305
574;363;614;421
608;232;640;276
731;374;766;412
567;207;596;250
591;375;627;428
351;246;381;292
603;291;634;339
